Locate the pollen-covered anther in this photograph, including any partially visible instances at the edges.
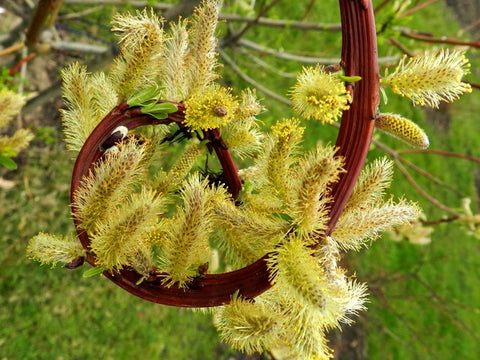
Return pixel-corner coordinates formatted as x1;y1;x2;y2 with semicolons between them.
291;65;352;123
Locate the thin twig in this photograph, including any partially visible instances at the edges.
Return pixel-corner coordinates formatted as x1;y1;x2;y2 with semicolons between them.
420;216;459;226
239;48;297;78
237;38;399;65
0;42;24;57
398;0;438;19
301;0;316;20
394;160;461;216
374;0;393;13
218;49;292;105
395;149;480;164
220;13;342;31
397;156;467;198
237;38;341;65
229;0;282;42
388;37;413;57
57;5;103;20
397;27;480;48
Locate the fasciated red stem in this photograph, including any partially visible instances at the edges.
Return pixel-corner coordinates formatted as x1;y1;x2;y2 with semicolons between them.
70;0;379;307
326;0;379;235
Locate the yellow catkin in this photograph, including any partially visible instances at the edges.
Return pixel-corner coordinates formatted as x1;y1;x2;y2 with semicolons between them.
110;9;165;100
0;89;26;129
381;49;471;108
291;65;351;123
215;298;281;354
27;233;85;267
375;113;429;149
160;20;190;101
184;0;221;95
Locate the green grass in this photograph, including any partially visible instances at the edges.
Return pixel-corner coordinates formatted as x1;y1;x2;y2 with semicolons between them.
1;1;479;359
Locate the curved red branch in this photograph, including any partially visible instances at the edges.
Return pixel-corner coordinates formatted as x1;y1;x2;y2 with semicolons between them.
70;0;379;307
326;0;379;235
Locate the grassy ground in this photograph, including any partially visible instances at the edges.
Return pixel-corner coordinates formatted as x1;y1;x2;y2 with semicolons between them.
1;0;479;359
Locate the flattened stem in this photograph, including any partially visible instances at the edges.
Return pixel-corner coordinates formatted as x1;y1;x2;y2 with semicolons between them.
70;0;379;307
71;101;273;307
326;0;379;235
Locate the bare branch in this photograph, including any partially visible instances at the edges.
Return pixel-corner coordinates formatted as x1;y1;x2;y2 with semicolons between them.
218;49;292;105
394;160;461;216
397;27;480;48
236;38;341;65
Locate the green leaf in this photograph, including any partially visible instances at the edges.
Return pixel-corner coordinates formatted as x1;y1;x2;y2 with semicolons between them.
272;212;294;222
0;154;17;170
142;102;178;114
145;112;169;120
140;102;178;120
127;84;163;107
338;74;362;83
82;266;105;278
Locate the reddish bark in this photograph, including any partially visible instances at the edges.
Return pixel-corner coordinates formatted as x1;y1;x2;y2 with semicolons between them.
70;0;379;307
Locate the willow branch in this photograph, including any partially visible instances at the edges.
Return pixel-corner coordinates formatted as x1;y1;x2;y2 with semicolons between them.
373;139;467;197
395;149;480;164
25;0;64;48
397;0;439;19
326;0;379;235
397;27;480;48
236;38;341;65
219;49;292;105
394;160;461;216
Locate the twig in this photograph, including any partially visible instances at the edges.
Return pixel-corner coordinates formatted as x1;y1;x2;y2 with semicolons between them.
237;38;341;65
388;37;413;57
374;0;393;13
421;216;459;226
301;0;316;20
229;0;282;43
395;149;480;164
466;81;480;90
0;42;24;57
397;27;480;48
394;160;461;216
398;0;438;19
237;38;399;65
25;0;64;48
57;5;103;20
220;13;342;31
9;53;36;76
49;41;110;54
218;49;292;105
239;48;297;78
397;156;467;198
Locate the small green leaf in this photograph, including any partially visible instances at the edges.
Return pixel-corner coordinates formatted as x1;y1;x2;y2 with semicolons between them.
338;74;362;83
83;266;105;278
0;154;17;170
242;179;254;194
272;212;294;222
231;289;241;301
146;112;169;120
127;84;163;107
140;102;178;120
142;102;178;114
